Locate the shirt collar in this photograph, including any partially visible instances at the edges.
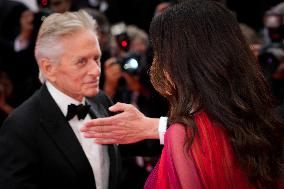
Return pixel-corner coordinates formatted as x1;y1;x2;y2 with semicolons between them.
46;81;86;117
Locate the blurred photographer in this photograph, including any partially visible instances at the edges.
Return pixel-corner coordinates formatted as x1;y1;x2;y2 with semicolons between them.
0;71;14;126
103;23;168;189
104;23;167;117
259;4;284;117
240;23;262;58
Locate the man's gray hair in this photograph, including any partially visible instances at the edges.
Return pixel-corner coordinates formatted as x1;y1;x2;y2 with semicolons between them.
35;10;98;83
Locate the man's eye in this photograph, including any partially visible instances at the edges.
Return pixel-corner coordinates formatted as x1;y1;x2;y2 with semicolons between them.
78;58;86;64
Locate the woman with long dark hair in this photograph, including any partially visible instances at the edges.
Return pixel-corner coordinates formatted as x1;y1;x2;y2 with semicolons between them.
145;0;284;188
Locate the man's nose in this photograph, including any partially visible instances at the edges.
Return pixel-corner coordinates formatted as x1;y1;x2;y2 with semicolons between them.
88;60;101;76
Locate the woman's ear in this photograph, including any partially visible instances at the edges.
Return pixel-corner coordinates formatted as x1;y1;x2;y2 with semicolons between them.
38;58;57;82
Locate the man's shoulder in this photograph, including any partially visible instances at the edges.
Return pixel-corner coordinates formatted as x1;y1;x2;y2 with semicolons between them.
2;90;41;131
13;89;40;115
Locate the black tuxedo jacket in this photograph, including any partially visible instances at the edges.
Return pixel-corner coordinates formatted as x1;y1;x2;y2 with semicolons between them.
0;84;120;189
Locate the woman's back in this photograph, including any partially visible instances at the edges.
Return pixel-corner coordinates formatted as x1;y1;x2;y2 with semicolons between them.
190;112;255;188
148;0;284;188
146;112;259;189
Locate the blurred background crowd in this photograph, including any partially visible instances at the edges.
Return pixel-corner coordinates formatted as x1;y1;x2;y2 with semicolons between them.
0;0;284;188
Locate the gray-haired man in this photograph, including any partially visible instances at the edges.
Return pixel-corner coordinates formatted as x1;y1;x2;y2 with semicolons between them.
0;10;120;189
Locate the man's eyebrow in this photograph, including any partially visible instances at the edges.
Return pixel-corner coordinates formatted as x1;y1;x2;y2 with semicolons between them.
94;54;101;59
70;55;84;63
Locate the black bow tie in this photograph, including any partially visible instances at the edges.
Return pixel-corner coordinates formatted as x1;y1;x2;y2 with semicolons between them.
66;103;91;121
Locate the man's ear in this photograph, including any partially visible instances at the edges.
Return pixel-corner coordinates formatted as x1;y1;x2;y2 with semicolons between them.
38;58;57;82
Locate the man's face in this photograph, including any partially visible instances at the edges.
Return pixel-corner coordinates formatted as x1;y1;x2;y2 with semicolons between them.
49;29;101;101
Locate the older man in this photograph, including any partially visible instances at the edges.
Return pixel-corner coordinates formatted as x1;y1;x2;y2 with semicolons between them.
0;11;120;189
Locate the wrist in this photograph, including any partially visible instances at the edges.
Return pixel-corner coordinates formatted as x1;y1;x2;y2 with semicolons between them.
143;117;160;140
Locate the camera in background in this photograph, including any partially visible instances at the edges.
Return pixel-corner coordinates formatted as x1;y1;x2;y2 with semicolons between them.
259;10;284;108
117;53;142;75
110;23;146;75
259;43;284;79
259;12;284;79
111;22;131;52
264;13;284;43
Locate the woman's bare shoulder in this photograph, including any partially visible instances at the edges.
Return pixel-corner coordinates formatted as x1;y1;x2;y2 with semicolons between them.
165;123;192;146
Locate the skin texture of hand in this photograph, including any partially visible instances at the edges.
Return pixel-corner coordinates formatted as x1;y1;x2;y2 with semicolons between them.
80;102;160;144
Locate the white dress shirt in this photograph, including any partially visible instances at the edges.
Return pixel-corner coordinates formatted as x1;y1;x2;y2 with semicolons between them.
158;117;168;145
46;81;109;189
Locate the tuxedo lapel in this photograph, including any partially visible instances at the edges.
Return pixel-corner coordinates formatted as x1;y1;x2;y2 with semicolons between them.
86;96;121;189
107;144;121;189
39;85;95;186
86;97;109;119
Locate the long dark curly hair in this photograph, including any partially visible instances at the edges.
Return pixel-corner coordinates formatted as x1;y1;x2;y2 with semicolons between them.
149;0;284;188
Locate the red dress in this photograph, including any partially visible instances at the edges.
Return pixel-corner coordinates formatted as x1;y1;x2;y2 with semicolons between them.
144;112;257;189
